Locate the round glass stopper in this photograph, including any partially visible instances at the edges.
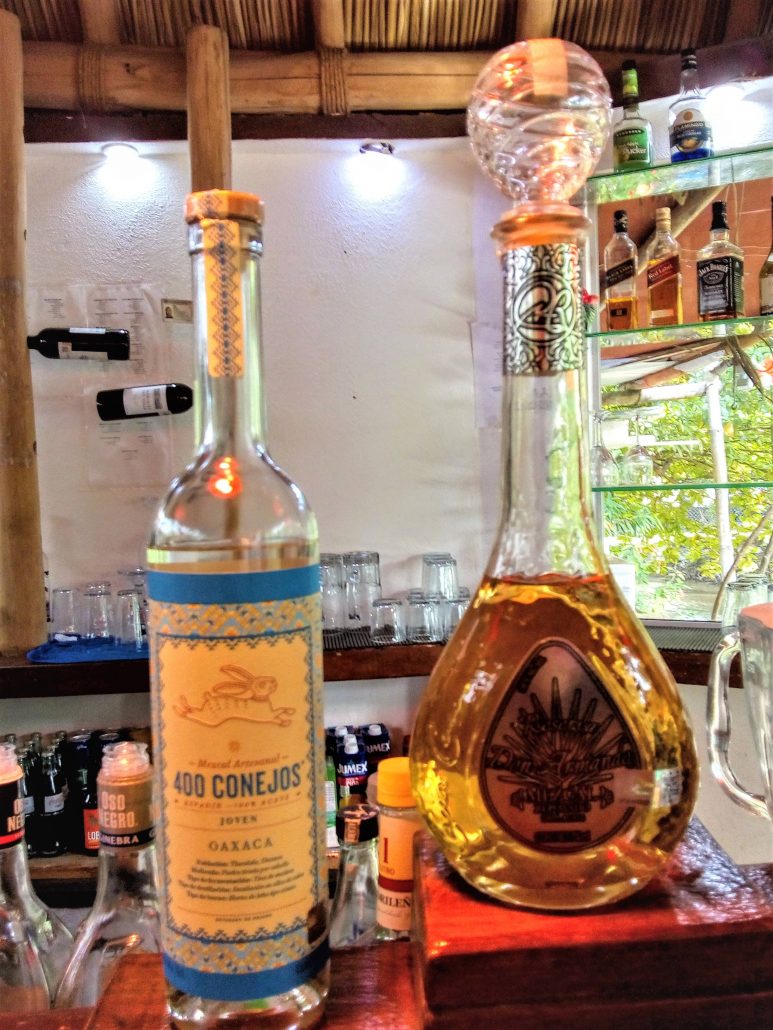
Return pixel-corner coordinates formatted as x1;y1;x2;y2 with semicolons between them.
467;39;612;204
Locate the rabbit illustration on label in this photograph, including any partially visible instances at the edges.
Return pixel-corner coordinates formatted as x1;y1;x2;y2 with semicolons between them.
175;665;296;728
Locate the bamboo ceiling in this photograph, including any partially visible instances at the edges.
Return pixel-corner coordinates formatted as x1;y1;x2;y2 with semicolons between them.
2;0;769;53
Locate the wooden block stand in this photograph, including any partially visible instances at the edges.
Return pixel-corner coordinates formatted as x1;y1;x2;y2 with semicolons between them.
413;821;773;1028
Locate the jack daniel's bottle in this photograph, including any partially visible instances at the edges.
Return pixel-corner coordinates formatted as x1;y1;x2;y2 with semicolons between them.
697;201;745;321
412;39;698;911
146;191;329;1025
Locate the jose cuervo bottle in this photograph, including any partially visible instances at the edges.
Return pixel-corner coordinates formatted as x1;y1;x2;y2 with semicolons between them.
146;191;329;1025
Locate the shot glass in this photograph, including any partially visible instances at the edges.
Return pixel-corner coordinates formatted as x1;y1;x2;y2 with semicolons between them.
370;598;405;644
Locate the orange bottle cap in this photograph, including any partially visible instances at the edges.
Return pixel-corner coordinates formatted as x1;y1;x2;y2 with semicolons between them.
377;756;416;808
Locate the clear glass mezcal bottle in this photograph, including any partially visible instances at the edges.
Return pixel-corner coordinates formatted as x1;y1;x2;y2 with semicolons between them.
411;39;698;911
146;190;329;1026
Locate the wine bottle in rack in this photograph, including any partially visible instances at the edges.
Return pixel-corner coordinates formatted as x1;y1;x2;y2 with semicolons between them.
96;383;193;421
27;327;130;360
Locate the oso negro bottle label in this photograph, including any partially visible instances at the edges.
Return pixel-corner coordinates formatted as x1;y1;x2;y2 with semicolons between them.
480;639;652;854
0;776;24;850
98;775;155;849
147;565;328;1001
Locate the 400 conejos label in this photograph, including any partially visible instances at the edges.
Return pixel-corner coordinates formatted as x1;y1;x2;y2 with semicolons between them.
146;566;328;1002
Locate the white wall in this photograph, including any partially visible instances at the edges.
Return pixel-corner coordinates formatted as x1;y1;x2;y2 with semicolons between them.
26;138;485;596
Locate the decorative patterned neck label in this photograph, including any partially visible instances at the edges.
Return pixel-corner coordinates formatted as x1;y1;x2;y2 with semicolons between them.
480;639;644;853
202;218;244;379
147;566;328;1001
503;243;583;374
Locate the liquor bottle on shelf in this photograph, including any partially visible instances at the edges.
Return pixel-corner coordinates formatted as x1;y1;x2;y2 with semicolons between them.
612;60;653;172
0;744;73;1007
412;38;698;912
28;749;67;858
27;327;130;360
759;196;773;316
146;190;329;1026
96;382;193;422
603;209;638;330
55;742;161;1009
647;207;683;326
697;200;745;321
669;49;713;163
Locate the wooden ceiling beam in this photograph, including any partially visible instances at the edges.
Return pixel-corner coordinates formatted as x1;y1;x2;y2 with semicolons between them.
18;35;773;119
77;0;122;44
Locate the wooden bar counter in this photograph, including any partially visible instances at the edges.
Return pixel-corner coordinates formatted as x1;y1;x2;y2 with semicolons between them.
1;945;421;1029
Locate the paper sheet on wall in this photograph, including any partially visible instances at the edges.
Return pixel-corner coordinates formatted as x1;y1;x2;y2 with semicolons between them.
83;385;174;488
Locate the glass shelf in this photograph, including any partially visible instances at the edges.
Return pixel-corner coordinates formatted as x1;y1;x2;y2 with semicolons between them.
593;481;773;493
577;144;773;205
589;314;773;350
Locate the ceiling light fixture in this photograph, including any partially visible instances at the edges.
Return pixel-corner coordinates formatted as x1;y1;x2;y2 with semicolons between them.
358;140;395;156
101;142;139;162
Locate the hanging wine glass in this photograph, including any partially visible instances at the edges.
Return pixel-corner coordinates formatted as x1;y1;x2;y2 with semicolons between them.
621;414;654;484
591;413;619;485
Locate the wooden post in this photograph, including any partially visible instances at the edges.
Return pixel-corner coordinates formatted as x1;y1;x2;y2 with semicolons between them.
77;0;122;44
186;25;231;191
0;10;46;655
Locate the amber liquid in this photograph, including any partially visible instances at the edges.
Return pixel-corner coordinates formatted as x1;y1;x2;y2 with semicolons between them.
410;572;698;910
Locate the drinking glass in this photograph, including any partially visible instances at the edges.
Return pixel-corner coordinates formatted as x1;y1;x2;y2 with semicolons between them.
446;596;470;635
718;576;769;630
115;589;144;650
620;418;653;485
370;599;405;644
343;551;381;627
708;602;773;819
421;553;457;599
423;593;448;640
81;584;113;640
320;554;347;630
406;599;439;643
50;588;78;642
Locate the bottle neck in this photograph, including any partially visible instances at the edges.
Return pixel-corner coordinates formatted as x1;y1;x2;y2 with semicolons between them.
488;211;604;580
710;227;730;242
622;95;641;116
189;218;268;458
679;65;701;97
0;841;43;914
92;843;158;910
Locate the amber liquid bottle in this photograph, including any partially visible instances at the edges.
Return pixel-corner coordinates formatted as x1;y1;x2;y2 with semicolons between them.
409;201;698;911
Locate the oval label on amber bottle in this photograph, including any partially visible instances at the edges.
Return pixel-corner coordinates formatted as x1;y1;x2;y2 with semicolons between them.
480;639;645;853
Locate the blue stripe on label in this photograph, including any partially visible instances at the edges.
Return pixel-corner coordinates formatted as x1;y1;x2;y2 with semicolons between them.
147;565;319;604
163;937;329;1002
